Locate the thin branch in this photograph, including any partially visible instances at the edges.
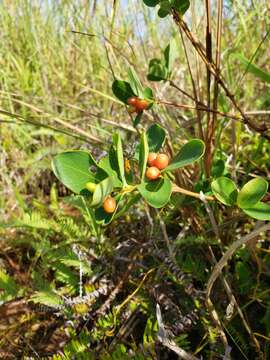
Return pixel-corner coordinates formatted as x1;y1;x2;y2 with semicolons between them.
172;184;214;201
157;99;243;121
200;193;261;352
206;222;270;350
205;0;213;168
205;0;223;177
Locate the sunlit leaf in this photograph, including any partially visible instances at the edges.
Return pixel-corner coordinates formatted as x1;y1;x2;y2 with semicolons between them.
237;178;268;209
127;67;145;98
211;177;238;206
112;133;127;186
138;178;172;208
52;151;107;194
90;177;114;207
243;202;270;220
164;139;205;172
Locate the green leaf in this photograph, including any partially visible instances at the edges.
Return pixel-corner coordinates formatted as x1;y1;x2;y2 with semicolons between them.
143;0;160;6
159;0;171;12
211;159;225;178
139;131;149;181
30;290;63;308
138;178;172;208
95;194;123;225
143;87;154;100
0;269;18;301
52;151;107;194
164;38;178;73
147;58;167;81
147;124;166;152
172;0;190;15
98;154;123;188
114;193;141;220
158;7;170;18
90;177;114;207
113;133;127;186
164;139;205;172
127;67;145;98
242;202;270;221
133;111;143;127
237;178;268;209
112;79;135;103
234;53;270;84
211;177;238;206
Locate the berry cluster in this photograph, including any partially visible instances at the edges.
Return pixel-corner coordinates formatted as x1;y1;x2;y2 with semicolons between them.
146;152;169;181
127;97;149;113
88;152;169;214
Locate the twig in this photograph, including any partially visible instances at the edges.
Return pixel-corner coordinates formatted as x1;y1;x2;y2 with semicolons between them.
206;222;270;351
206;221;270;298
157;99;242;121
156;304;199;360
172;184;214;201
205;0;213;175
205;0;223;177
200;192;262;352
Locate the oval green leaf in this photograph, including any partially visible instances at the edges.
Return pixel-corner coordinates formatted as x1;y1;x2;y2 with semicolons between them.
138;178;172;208
158;7;170;18
143;0;160;6
112;79;135;104
147;58;167;81
143;87;154;100
164;139;205;172
52;151;106;194
243;202;270;221
90;177;114;207
98;154;123;188
172;0;190;15
147;124;166;152
237;177;268;209
127;67;144;99
211;177;238;206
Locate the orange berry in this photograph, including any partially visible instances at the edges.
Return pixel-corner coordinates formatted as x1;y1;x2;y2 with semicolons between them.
103;196;116;213
127;97;149;112
147;152;157;166
153;153;169;170
127;97;138;106
135;99;149;112
146;166;160;181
